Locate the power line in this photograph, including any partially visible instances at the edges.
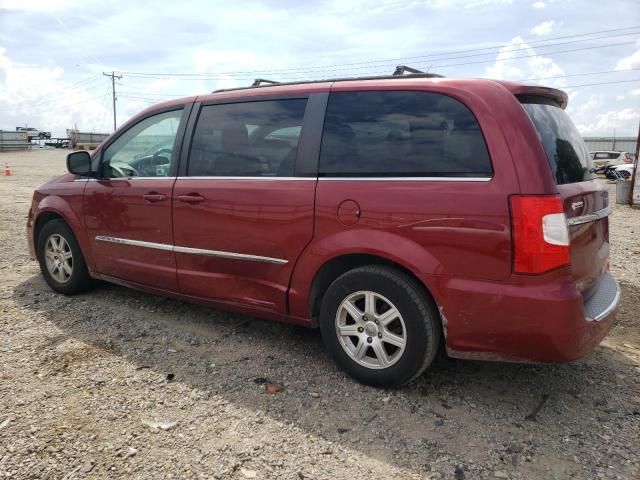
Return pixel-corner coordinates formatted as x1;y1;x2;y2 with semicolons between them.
564;78;640;88
118;40;638;83
515;67;640;82
13;76;104;109
119;26;640;78
117;68;640;103
12;74;101;105
29;94;105;115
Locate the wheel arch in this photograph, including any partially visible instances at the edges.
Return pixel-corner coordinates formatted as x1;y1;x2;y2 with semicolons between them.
306;253;440;326
32;199;94;269
33;211;66;258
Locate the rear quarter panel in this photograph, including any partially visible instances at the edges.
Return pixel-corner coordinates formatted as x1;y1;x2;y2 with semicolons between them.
288;80;524;319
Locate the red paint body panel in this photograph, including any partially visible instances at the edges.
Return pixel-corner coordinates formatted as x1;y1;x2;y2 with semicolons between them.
287;178;514;317
26;76;618;366
27;174;93;266
83;178;178;290
559;180;610;297
172;178;316;311
431;268;615;362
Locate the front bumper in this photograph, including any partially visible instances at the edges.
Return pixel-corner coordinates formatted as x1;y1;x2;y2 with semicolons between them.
426;269;620;363
26;211;36;260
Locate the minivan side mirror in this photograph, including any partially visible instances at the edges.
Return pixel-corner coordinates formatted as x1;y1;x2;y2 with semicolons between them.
66;151;93;176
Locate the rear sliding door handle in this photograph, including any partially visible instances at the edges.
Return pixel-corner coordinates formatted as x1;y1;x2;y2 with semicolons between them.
142;193;167;202
177;194;205;204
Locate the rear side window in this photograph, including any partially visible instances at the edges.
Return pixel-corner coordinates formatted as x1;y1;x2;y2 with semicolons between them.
189;99;307;177
521;100;594;185
319;91;492;177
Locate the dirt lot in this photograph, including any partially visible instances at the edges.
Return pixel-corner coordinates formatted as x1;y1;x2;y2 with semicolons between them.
1;149;639;480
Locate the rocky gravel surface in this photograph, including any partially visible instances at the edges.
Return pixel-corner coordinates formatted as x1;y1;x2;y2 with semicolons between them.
1;149;639;479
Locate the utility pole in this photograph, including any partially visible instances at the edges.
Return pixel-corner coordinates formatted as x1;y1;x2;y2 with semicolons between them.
103;71;122;131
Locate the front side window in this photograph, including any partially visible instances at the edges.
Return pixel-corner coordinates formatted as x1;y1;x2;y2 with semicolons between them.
188;99;307;177
102;110;183;178
318;91;492;177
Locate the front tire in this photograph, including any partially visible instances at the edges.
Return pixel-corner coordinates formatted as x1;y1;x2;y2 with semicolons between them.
37;219;92;294
319;266;441;388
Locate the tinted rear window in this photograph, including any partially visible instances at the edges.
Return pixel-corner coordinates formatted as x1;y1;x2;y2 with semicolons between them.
521;100;593;185
319;91;492;177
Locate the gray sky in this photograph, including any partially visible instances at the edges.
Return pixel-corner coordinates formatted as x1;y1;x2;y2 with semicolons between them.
0;0;639;137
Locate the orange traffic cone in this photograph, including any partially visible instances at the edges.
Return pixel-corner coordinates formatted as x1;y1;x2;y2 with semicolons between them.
4;161;11;176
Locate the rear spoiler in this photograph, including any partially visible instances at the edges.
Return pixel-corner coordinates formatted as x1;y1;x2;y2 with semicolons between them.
493;80;569;109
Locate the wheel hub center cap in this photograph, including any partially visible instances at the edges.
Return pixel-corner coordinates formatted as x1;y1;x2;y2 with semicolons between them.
364;322;378;336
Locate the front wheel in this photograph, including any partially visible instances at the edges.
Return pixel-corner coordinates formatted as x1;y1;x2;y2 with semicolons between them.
319;266;441;388
37;219;93;294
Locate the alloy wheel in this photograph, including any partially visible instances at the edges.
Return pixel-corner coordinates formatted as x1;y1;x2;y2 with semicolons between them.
335;290;407;369
44;234;73;284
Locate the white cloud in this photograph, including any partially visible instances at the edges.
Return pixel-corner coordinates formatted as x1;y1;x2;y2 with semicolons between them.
0;47;111;135
0;0;72;10
484;36;566;87
532;1;546;7
530;20;555;36
631;89;640;97
575;108;640;136
617;95;625;100
615;48;640;70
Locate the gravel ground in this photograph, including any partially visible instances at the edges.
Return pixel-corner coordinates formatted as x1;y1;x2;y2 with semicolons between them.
1;149;639;480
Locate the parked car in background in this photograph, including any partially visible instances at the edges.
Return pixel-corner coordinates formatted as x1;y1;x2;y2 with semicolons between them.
604;163;635;180
591;151;633;172
26;73;620;387
16;127;51;140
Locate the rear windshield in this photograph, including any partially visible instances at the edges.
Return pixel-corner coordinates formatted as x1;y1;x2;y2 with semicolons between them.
521;99;593;185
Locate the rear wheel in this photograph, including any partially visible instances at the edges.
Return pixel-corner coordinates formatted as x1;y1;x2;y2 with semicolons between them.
319;266;441;387
37;219;92;294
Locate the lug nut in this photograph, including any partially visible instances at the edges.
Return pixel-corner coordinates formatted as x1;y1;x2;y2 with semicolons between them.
357;327;364;333
367;337;372;343
378;333;382;338
374;319;379;324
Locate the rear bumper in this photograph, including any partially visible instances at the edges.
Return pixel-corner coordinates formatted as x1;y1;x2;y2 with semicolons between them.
426;270;619;363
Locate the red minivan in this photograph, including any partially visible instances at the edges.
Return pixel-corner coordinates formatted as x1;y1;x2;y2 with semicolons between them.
27;72;619;387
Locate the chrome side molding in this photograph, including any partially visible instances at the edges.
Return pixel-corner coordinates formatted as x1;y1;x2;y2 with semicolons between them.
95;236;288;265
567;205;612;226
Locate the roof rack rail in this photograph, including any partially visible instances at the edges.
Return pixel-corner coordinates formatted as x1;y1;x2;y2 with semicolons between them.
251;78;280;87
393;65;424;76
212;69;443;93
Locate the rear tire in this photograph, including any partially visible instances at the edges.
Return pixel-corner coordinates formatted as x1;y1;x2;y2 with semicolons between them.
319;266;441;388
37;219;93;295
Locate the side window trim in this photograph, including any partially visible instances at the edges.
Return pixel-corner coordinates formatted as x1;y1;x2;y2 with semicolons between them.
296;92;328;177
183;95;316;178
97;104;191;180
178;101;201;177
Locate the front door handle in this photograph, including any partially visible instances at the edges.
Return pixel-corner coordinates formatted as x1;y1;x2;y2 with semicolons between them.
177;194;205;204
143;193;167;202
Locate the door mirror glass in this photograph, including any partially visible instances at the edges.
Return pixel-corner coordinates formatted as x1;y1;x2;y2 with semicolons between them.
67;151;92;176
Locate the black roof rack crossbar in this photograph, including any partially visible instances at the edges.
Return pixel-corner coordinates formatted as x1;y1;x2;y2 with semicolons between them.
213;71;443;93
251;78;280;87
393;65;425;76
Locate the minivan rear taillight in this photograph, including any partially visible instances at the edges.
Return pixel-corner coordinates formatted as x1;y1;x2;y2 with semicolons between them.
510;195;570;274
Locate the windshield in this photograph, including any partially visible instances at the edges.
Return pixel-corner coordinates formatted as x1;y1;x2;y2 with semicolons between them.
521;99;593;185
